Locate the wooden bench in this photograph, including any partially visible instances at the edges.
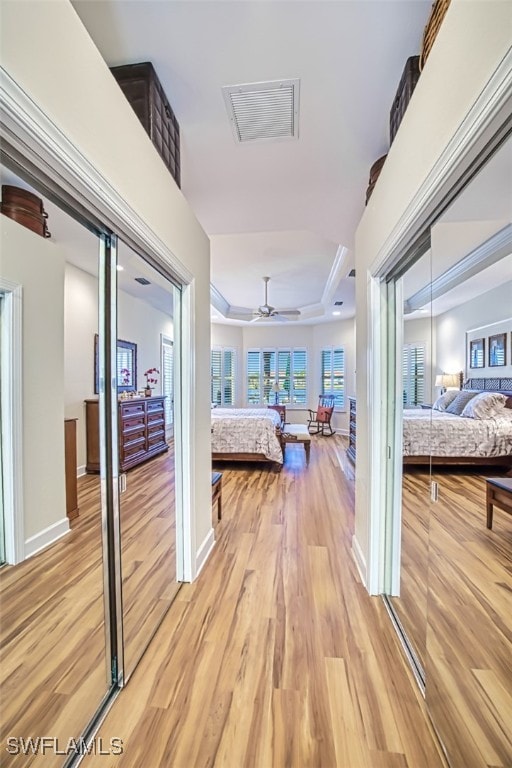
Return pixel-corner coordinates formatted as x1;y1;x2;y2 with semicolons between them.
485;477;512;529
281;425;311;465
212;471;223;522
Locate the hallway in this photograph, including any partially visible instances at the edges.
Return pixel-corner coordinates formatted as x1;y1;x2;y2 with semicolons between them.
84;435;444;767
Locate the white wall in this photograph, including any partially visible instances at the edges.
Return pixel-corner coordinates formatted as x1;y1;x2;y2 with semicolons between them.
435;281;512;379
1;216;68;547
354;1;512;582
64;264;98;472
1;0;211;571
64;263;174;473
212;318;356;431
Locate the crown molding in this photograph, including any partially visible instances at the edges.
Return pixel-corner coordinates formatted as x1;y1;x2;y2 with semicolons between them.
404;223;512;312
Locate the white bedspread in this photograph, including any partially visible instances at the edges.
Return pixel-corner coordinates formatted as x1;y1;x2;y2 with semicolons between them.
211;408;283;463
403;408;512;457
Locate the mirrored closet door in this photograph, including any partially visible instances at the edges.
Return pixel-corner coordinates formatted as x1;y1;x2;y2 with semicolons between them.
0;167;114;759
383;135;512;765
115;241;181;680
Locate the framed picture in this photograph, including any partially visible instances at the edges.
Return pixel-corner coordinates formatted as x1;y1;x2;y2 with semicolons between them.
488;333;506;367
94;334;138;393
469;338;485;369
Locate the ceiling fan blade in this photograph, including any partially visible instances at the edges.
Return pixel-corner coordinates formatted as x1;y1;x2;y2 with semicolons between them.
274;309;301;316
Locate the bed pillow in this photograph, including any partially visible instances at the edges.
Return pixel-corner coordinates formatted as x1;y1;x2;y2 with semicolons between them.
461;391;507;419
432;390;459;411
444;390;478;415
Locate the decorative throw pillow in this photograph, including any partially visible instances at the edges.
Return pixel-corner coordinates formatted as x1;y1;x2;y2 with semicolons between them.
445;390;478;416
461;391;507;419
432;390;459;411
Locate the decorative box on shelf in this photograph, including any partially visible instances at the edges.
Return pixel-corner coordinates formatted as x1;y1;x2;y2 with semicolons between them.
110;61;181;188
389;56;421;144
365;154;387;205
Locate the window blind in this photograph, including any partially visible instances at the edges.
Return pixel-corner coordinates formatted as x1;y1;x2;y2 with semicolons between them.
247;348;307;406
402;343;425;406
211;347;236;406
162;339;174;427
321;348;345;407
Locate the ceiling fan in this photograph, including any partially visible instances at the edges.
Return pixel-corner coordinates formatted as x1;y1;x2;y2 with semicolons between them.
243;276;301;321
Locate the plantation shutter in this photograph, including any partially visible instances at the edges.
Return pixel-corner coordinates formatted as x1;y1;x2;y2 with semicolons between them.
223;349;235;405
211;349;222;405
321;348;345;407
162;339;174;427
262;350;277;404
402;343;425;406
247;351;261;404
292;349;307;405
277;350;291;404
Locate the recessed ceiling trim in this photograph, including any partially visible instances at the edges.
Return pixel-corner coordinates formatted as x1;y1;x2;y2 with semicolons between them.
404;223;512;313
222;79;300;144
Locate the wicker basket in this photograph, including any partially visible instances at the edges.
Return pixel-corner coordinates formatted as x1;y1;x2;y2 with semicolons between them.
420;0;451;71
390;56;421;144
365;154;387;205
0;185;51;238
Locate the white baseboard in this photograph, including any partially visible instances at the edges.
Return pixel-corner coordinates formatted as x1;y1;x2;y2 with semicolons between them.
351;534;367;587
25;517;70;560
77;465;87;478
195;527;216;577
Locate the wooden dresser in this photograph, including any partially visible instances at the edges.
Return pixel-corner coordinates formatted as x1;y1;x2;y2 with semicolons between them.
347;397;356;464
64;418;79;520
85;396;168;473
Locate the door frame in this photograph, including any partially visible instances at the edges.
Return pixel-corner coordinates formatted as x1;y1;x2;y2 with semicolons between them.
0;278;24;565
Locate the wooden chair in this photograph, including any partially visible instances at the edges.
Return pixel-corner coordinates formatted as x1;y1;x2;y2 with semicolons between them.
307;395;335;436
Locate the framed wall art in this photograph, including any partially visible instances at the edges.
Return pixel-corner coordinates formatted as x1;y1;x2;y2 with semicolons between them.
469;337;485;369
488;332;506;367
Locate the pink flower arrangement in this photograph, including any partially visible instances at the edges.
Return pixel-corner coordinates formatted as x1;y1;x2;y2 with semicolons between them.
120;367;130;385
144;367;159;388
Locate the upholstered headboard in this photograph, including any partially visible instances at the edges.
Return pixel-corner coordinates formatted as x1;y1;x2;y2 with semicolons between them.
463;377;512;408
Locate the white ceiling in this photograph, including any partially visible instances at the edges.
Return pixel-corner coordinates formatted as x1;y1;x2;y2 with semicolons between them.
72;0;432;323
4;2;509;325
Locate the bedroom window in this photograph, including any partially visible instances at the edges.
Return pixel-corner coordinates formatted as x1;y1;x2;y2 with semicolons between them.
321;347;345;408
402;343;425;406
247;348;307;406
211;347;235;406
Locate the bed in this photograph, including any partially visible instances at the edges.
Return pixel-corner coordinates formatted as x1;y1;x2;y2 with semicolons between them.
211;407;283;469
403;378;512;468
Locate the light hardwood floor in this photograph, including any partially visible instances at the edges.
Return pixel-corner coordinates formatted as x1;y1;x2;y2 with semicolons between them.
82;435;445;768
0;445;178;767
391;466;512;767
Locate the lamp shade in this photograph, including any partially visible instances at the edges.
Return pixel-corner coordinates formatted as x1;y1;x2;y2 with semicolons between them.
271;382;281;392
435;373;460;389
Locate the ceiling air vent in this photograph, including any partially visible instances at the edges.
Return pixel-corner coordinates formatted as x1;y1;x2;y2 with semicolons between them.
222;79;300;143
348;269;356;278
134;277;151;286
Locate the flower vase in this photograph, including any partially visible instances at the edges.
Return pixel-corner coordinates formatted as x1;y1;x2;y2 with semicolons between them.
144;387;152;397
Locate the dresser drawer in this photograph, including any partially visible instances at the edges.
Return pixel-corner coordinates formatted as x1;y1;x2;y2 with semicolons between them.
147;398;164;413
148;430;166;450
122;414;145;432
120;401;145;417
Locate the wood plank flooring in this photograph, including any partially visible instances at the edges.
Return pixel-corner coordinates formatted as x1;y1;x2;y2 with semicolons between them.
391;467;512;767
81;435;445;768
0;445;177;767
426;469;512;768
